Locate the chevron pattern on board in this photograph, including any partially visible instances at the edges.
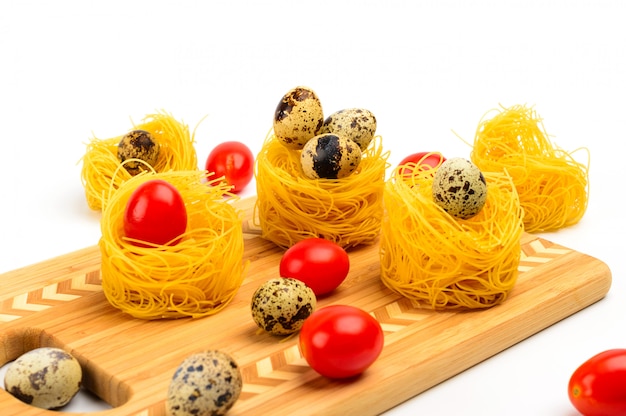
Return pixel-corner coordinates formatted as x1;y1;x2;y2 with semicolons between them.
0;270;102;323
240;344;310;400
518;238;571;273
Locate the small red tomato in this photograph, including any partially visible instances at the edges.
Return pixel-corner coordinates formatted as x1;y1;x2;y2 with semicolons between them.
298;305;384;379
568;349;626;416
205;141;254;193
398;151;446;177
279;238;350;296
123;179;187;246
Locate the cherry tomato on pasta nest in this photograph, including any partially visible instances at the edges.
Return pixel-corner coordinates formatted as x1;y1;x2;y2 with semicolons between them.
298;305;384;379
398;151;446;177
279;238;350;296
568;349;626;416
205;141;254;193
123;179;187;247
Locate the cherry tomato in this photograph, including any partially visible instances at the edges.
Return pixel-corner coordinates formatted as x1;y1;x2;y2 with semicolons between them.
568;349;626;416
279;238;350;296
298;305;384;379
205;141;254;193
398;151;446;177
123;179;187;247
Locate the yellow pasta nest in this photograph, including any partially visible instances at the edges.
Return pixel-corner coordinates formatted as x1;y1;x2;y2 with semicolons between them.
380;166;524;309
99;170;247;319
81;111;199;211
254;133;389;249
471;104;589;233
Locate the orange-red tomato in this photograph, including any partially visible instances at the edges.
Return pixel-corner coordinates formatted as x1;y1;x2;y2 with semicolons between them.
279;238;350;296
568;349;626;416
123;179;187;247
299;305;384;379
398;151;446;177
205;141;254;193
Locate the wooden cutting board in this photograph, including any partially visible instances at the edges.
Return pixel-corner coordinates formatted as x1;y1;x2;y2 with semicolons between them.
0;197;612;416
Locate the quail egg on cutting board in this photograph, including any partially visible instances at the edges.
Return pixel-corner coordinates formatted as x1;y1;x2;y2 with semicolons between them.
432;157;488;219
117;129;160;175
273;86;324;149
3;347;82;409
166;350;242;416
251;278;316;335
320;108;377;151
300;134;362;180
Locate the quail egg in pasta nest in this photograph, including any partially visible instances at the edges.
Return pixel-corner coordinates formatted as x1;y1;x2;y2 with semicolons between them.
273;86;324;149
117;129;160;175
320;108;377;151
432;157;488;219
300;133;362;180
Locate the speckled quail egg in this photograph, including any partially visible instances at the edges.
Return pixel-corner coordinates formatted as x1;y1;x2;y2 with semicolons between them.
117;129;160;175
432;157;488;219
273;86;324;149
300;134;362;180
251;278;316;335
166;350;242;416
4;347;82;410
320;108;377;151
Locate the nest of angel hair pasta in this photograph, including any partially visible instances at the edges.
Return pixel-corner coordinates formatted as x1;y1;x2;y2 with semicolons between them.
81;111;199;211
99;170;246;320
379;165;524;309
254;132;389;249
471;104;590;233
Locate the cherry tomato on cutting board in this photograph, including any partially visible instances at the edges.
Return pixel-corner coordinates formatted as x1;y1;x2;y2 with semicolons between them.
123;179;187;247
205;141;254;193
568;348;626;416
279;238;350;296
298;305;384;379
398;151;446;177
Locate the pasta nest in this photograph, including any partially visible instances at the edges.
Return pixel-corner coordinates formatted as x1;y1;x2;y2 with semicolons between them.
81;111;198;211
471;104;590;233
380;166;524;309
99;170;247;319
254;133;390;249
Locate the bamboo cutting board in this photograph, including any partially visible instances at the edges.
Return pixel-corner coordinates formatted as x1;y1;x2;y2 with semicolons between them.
0;197;612;416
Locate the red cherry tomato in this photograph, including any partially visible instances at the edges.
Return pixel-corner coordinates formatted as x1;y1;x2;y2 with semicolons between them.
568;349;626;416
279;238;350;296
205;141;254;193
123;179;187;247
298;305;384;379
398;151;446;177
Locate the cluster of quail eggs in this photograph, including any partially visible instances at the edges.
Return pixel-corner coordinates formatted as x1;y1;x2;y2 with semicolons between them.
3;347;83;410
273;86;377;180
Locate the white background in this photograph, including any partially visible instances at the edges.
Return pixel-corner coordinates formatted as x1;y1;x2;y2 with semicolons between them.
0;0;624;414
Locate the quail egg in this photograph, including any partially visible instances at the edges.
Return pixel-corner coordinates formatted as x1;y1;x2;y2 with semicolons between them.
4;347;82;410
117;129;160;175
166;350;242;416
251;278;316;335
273;86;324;149
320;108;377;151
432;157;488;219
300;133;362;180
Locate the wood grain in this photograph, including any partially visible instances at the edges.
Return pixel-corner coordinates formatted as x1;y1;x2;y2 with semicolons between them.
0;197;612;416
